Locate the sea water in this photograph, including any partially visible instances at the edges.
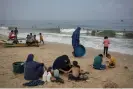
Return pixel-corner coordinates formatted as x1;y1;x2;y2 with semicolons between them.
0;28;133;55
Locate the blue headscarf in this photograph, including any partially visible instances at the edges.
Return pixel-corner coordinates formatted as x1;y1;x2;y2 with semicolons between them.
26;54;34;62
72;27;81;47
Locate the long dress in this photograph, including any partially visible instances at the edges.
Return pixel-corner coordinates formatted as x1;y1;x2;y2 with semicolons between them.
72;27;81;51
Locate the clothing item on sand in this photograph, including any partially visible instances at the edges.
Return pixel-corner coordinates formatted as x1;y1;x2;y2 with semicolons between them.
23;80;44;86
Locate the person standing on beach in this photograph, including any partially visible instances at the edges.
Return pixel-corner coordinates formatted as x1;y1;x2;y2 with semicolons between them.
14;27;18;37
103;36;110;56
14;27;18;44
72;27;81;56
39;33;44;44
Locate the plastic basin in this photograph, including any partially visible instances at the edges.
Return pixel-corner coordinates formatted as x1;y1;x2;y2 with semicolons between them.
12;62;24;73
74;45;86;57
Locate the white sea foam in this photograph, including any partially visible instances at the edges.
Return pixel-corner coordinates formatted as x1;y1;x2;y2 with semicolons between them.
0;28;133;55
60;28;87;33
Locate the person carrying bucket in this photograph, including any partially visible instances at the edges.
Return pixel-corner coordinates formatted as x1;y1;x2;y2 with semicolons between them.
72;27;84;57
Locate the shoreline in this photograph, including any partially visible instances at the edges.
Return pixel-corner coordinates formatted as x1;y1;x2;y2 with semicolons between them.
0;33;133;56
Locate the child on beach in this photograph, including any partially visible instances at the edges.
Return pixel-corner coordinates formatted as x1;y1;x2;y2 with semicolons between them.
67;61;88;81
39;33;44;44
93;54;106;70
103;36;110;56
68;61;80;79
106;54;116;68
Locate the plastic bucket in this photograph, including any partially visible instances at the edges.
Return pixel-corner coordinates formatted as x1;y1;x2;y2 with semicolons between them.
74;45;86;57
12;62;24;73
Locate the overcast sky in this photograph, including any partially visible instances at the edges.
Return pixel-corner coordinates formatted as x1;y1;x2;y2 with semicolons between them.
0;0;133;21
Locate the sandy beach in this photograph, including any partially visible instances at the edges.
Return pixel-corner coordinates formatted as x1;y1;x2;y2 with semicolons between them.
0;35;133;88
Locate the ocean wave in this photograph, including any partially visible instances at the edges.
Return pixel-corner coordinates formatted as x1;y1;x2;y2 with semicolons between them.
60;28;88;33
0;29;133;55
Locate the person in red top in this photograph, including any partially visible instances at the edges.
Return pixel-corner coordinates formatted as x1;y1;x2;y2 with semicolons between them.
8;30;16;40
103;36;110;56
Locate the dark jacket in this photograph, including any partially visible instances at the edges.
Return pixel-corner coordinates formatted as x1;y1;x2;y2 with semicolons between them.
24;54;44;80
52;55;71;71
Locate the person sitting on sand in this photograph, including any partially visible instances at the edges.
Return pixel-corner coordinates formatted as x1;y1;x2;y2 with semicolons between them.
29;33;34;42
67;61;88;81
52;55;72;74
68;61;80;80
24;54;45;80
93;54;106;70
106;54;116;68
26;35;30;45
26;34;33;46
39;33;44;44
33;35;39;46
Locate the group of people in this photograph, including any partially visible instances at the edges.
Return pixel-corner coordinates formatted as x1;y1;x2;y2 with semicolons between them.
24;53;116;83
93;53;116;70
8;27;44;46
72;27;116;70
26;33;44;46
24;54;89;82
11;27;115;84
93;35;116;70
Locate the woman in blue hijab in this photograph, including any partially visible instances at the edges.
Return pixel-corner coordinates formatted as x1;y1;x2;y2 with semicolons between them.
72;27;81;56
24;54;44;80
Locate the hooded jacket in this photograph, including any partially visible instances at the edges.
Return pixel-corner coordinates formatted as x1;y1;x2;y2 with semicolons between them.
24;54;44;80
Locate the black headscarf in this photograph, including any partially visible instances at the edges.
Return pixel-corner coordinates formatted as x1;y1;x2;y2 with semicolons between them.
53;55;71;70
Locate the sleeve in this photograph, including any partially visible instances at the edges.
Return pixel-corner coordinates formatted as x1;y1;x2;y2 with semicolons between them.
34;62;43;69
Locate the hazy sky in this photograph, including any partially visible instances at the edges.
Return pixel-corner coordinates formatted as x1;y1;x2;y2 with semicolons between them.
0;0;133;21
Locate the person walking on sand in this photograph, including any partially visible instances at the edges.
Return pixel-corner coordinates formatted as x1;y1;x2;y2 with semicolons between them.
103;36;110;56
72;27;81;56
39;33;44;44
